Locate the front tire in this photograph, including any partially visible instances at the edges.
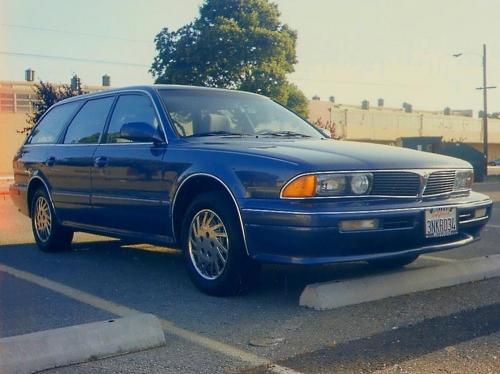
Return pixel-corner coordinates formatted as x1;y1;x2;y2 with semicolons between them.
181;191;256;296
31;188;73;252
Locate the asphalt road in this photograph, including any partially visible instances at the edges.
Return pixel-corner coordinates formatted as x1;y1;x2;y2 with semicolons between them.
0;182;499;373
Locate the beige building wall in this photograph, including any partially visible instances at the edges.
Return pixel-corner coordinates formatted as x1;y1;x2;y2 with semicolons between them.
309;100;500;161
0;112;28;174
0;80;106;175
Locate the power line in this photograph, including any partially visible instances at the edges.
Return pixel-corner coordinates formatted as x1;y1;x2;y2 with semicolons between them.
0;51;149;67
1;23;151;43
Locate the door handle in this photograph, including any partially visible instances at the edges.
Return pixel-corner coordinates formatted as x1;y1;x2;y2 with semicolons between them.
45;157;56;167
94;156;108;168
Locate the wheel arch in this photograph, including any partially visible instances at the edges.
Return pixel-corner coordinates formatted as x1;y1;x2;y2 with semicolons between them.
171;173;249;255
27;176;54;218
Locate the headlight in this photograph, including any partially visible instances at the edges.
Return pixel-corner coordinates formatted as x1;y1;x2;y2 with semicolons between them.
351;174;372;195
282;173;373;198
316;175;347;196
454;170;473;191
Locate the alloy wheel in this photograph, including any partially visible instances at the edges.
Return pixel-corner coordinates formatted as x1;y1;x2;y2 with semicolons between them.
188;209;229;280
34;196;52;243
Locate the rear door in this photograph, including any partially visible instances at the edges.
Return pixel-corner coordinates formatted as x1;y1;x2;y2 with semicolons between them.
91;93;170;236
50;96;115;225
22;101;82;214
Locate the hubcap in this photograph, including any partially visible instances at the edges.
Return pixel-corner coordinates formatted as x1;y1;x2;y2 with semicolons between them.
34;196;52;242
188;209;229;280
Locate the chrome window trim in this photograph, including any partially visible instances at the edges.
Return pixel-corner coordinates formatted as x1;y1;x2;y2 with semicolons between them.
101;90;168;144
24;142;157;147
242;198;492;216
170;172;249;255
280;168;473;200
95;142;158;146
24;100;84;145
24;89;169;146
60;95;116;145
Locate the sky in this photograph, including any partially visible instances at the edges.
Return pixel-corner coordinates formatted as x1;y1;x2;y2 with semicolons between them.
1;0;499;113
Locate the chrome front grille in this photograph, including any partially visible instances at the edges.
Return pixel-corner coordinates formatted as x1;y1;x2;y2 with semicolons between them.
423;170;456;196
370;172;421;197
369;170;459;198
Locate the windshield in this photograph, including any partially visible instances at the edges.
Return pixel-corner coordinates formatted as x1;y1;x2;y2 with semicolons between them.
159;89;323;139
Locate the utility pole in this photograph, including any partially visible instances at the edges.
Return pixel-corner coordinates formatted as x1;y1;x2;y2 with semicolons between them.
476;44;496;176
482;44;488;164
454;44;496;176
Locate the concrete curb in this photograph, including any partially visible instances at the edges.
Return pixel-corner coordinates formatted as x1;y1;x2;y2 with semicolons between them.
300;255;500;310
0;314;166;374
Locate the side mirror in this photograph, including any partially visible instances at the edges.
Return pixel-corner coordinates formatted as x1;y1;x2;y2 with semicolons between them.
319;128;332;138
119;122;164;143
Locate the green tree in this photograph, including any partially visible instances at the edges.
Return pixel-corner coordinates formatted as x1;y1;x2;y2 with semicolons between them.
21;80;85;134
150;0;308;116
284;83;309;118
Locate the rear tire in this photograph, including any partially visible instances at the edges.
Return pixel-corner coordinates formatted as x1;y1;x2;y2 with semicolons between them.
31;188;73;252
367;254;419;269
181;191;257;296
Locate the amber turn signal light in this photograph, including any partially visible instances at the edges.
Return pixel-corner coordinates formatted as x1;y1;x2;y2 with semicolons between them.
282;175;317;198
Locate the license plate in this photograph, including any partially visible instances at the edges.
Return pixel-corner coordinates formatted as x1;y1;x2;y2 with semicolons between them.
425;207;457;238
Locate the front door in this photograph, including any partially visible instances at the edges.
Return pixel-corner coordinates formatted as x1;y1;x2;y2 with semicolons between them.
91;94;171;237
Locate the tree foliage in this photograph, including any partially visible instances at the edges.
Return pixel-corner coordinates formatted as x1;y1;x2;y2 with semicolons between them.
150;0;308;117
22;81;86;134
285;83;309;118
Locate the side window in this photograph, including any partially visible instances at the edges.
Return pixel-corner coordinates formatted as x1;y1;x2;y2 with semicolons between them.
105;94;161;143
28;101;81;144
63;97;114;144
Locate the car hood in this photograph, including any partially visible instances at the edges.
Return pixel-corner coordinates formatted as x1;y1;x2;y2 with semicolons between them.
184;138;471;171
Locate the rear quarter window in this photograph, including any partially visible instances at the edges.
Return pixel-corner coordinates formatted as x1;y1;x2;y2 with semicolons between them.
28;101;81;144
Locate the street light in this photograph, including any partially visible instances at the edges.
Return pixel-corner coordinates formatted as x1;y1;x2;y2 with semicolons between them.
453;44;496;176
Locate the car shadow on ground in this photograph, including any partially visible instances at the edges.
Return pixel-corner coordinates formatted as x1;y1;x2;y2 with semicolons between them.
0;238;434;305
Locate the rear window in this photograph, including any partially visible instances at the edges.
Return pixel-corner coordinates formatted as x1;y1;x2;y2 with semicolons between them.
28;101;81;144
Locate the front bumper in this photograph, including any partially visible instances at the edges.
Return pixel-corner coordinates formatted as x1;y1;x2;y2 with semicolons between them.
240;192;493;265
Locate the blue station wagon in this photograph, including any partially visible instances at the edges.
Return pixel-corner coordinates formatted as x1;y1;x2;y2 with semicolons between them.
10;85;493;295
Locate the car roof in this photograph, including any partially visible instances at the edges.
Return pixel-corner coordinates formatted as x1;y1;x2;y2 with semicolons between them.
56;84;263;105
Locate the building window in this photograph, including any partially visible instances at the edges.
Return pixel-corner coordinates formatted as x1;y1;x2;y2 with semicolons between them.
15;93;33;113
0;93;14;112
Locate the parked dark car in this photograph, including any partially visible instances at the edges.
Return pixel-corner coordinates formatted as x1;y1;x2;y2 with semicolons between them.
488;158;500;166
10;85;493;295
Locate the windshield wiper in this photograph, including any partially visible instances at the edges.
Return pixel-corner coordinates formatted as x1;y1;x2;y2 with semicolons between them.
258;130;312;138
189;131;252;137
